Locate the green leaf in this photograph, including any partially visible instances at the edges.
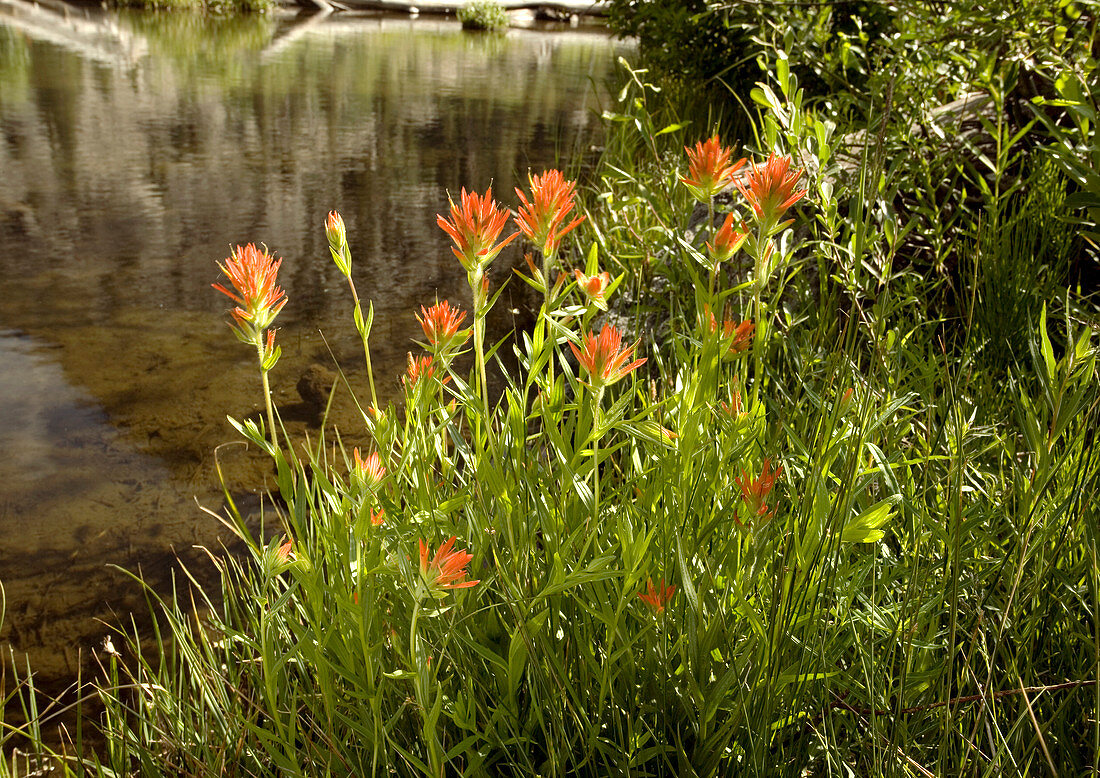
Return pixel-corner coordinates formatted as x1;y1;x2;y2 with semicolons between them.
674;529;699;614
842;497;897;543
382;669;416;681
1039;303;1056;380
776;53;789;98
585;241;600;275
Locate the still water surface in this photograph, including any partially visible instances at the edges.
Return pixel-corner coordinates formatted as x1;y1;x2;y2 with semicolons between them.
0;2;625;689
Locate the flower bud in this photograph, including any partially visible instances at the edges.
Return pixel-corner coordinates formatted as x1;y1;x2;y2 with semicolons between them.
574;269;611;309
326;210;351;276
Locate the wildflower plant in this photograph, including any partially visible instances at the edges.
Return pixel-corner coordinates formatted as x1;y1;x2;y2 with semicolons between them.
212;242;286;447
63;53;1100;778
437;186;517;418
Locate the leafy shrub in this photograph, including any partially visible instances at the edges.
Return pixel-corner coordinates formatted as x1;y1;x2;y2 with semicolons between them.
606;0;887;103
457;0;509;32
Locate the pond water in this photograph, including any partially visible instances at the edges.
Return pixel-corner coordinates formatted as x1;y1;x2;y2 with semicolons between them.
0;0;626;694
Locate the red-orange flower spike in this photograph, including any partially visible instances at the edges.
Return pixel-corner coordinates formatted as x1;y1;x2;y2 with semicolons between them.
212;243;287;335
735;152;808;224
573;269;611;308
275;537;294;564
403;353;447;388
515;170;586;257
706;213;749;264
705;309;754;356
263;329;278;359
437;187;519;272
419;536;479;596
735;458;783;528
722;319;755;354
325;211;346;253
638;577;676;615
682;135;746;202
839;387;855;415
569;324;646;389
370;508;385;526
416;300;470;351
353;448;386;485
719;392;744;418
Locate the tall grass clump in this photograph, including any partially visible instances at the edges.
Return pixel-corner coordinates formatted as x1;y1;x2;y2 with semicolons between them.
457;1;508;32
2;41;1099;778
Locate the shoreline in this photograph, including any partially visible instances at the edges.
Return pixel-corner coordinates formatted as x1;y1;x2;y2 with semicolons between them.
330;0;607;13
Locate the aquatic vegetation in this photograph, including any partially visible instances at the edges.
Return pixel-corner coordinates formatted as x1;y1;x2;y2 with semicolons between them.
456;0;508;32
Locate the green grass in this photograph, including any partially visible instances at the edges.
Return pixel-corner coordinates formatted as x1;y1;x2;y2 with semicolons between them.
457;1;508;32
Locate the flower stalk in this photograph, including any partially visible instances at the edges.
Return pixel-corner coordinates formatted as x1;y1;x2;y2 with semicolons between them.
327;211;379;411
212;243;287;449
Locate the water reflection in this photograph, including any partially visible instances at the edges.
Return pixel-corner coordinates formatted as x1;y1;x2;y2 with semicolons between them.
0;3;627;689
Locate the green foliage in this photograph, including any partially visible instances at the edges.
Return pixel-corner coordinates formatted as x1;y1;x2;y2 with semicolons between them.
968;160;1074;370
457;0;508;32
1034;63;1100;246
606;0;888;103
587;55;1100;773
109;0;275;16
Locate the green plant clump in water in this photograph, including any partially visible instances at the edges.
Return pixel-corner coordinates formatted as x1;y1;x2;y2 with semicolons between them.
457;0;509;31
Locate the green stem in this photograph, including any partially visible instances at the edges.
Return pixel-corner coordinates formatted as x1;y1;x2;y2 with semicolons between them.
255;337;278;450
593;386;604;524
469;267;491;456
543;248;557;388
409;601;442;778
750;229;768;409
706;197;717;307
474;313;489;424
347;278;379;411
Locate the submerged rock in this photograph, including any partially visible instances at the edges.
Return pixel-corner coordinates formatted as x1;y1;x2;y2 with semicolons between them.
297;363;338;414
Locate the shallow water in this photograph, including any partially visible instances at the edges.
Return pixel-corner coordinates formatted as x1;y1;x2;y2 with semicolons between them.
0;1;625;694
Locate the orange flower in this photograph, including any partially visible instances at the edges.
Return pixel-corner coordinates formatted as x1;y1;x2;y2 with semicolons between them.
719;392;744;418
353;447;386;486
706;310;754;355
212;243;287;336
276;537;294;563
569;324;646;389
326;210;350;276
735;152;807;223
403;353;445;388
437;187;519;272
682;135;746;202
723;319;754;354
573;269;611;308
735;458;783;528
262;329;279;365
416;300;470;351
638;577;676;615
838;387;855;415
419;536;479;596
325;210;346;250
706;213;749;264
371;508;385;526
514;170;586;257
